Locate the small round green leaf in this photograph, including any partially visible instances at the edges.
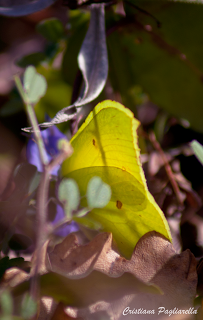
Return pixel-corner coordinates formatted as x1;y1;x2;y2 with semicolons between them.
87;176;111;209
24;66;35;92
23;66;47;104
191;140;203;166
37;18;64;43
58;179;80;217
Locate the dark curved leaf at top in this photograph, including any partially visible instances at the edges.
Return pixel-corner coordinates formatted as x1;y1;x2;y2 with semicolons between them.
29;3;108;130
0;0;56;17
75;3;108;107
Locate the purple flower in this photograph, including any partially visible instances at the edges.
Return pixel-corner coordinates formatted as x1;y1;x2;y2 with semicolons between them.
26;125;65;176
53;205;79;237
26;123;79;236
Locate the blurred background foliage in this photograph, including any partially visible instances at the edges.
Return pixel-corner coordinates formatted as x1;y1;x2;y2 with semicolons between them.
2;0;203;131
2;1;203;318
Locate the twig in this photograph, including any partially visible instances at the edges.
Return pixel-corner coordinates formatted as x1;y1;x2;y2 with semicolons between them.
149;131;183;206
124;0;161;28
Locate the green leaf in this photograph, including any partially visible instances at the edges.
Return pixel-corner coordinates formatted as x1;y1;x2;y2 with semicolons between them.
0;291;13;316
62;100;171;258
17;52;46;68
191;140;203;166
23;66;47;104
36;18;64;43
58;179;80;218
107;1;203;132
87;176;111;209
107;31;139;115
20;293;37;319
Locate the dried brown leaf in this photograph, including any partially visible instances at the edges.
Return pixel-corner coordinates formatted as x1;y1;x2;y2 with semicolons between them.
46;231;197;320
47;232;118;277
8;231;197;320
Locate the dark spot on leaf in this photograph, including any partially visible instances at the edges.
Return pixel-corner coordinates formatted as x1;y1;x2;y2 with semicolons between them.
116;200;122;209
180;53;186;60
144;24;152;32
93;139;96;146
135;37;142;44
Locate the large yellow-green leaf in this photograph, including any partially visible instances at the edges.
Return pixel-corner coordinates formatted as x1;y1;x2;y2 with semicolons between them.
62;100;171;258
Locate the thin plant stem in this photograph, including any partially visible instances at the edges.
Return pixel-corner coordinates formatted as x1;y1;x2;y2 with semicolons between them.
31;146;73;299
15;73;74;304
14;75;47;167
26;103;48;167
31;167;50;300
14;75;48;302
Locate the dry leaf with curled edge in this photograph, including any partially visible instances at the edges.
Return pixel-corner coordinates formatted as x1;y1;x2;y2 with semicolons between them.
45;231;197;320
12;234;160;318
